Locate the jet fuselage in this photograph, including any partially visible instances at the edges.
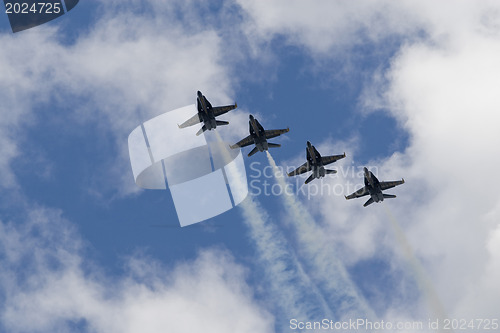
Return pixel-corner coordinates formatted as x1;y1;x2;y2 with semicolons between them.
345;167;403;206
307;141;325;179
363;167;384;203
197;91;217;130
249;115;269;152
287;140;342;184
231;115;287;156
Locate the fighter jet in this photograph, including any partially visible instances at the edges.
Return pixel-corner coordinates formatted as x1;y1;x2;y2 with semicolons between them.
287;141;346;184
345;167;404;207
230;115;289;157
178;91;237;136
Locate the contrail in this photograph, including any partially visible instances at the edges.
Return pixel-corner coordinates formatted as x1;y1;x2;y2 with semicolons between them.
383;206;450;332
212;131;334;326
266;151;376;321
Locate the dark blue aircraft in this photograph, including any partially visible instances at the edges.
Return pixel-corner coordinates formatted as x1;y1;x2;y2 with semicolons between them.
230;115;289;157
345;167;405;207
178;91;237;136
287;141;345;184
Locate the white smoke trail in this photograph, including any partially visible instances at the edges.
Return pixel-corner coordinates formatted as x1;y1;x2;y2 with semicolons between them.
266;151;376;321
212;131;334;325
383;206;450;331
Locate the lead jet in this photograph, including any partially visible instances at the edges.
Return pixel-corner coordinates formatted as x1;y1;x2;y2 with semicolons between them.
178;91;237;136
345;167;404;207
230;115;289;157
287;141;346;184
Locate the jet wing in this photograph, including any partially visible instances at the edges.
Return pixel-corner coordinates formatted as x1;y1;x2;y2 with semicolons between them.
380;179;405;191
363;198;375;207
212;103;237;117
178;112;202;128
305;174;315;184
345;186;369;200
321;153;346;166
230;135;254;149
287;162;311;177
264;128;289;139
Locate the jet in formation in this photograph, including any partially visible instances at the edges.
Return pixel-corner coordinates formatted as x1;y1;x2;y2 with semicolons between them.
287;141;346;184
345;167;405;207
230;115;289;157
178;91;237;136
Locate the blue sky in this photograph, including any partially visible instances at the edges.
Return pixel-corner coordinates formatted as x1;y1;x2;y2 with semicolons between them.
1;1;500;332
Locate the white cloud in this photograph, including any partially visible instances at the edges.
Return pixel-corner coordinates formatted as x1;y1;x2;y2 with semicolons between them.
236;0;422;56
0;0;245;196
376;30;500;320
237;0;500;324
236;0;500;56
0;207;273;333
2;0;500;328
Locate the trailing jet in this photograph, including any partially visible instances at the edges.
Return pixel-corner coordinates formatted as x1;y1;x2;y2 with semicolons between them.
230;115;289;157
178;91;237;136
345;167;404;207
287;141;346;184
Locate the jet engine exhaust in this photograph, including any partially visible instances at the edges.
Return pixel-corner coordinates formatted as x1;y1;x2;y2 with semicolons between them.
383;205;450;331
212;131;331;327
265;151;376;321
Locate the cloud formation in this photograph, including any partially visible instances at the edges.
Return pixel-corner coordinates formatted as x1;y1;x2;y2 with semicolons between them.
0;0;244;196
0;206;273;333
2;0;500;330
238;0;500;323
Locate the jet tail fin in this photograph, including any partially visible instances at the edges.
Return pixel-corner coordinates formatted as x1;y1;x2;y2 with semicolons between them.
383;194;396;199
196;125;207;136
248;147;259;157
305;174;315;184
216;120;229;126
325;169;337;174
363;198;375;207
267;143;281;148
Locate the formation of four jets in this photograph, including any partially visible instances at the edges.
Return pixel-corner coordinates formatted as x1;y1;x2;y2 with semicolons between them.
178;91;404;207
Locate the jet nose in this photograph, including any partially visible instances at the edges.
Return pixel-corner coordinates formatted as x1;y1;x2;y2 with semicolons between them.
249;114;254;120
363;167;370;178
197;91;202;97
307;141;311;146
